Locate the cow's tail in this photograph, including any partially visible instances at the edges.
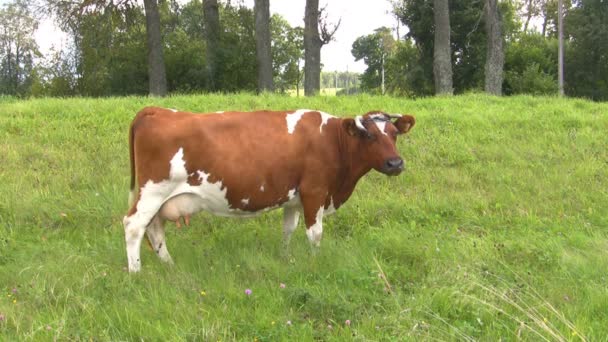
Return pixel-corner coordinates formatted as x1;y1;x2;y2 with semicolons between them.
128;118;137;208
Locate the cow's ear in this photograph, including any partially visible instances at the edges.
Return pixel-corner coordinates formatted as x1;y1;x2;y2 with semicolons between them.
342;118;359;136
394;115;415;134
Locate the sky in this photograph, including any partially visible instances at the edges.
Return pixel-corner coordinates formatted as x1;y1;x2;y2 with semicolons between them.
244;0;398;72
1;0;397;73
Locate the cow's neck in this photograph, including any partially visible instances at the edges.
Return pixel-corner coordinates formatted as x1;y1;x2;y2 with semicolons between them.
332;121;372;207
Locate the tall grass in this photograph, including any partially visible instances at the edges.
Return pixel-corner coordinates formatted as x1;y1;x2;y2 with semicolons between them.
0;93;606;340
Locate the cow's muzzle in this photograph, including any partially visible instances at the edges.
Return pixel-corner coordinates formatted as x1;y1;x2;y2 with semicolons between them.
383;158;404;176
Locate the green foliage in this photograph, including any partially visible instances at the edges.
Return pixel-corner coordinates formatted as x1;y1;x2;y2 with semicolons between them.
270;15;303;93
385;40;428;96
0;0;40;96
162;1;207;93
14;0;304;97
504;33;558;95
565;0;608;100
506;63;558;95
394;0;498;94
215;4;257;92
1;94;608;340
351;27;395;93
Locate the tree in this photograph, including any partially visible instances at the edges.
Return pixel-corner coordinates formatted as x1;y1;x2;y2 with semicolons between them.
271;15;303;93
564;0;608;100
433;0;453;94
484;0;505;95
557;0;564;96
395;0;518;95
203;0;220;90
0;0;39;96
304;1;340;96
254;0;273;92
303;0;321;96
504;32;558;95
143;0;168;96
351;27;395;93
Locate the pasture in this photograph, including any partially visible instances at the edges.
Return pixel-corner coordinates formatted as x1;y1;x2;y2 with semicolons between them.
0;93;607;340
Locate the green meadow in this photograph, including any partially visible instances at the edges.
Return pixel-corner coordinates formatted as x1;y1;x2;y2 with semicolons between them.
0;93;607;341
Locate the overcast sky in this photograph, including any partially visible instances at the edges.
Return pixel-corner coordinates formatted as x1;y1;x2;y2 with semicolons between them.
1;0;397;73
247;0;398;72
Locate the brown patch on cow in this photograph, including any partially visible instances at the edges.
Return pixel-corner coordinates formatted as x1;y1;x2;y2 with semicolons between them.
187;172;201;186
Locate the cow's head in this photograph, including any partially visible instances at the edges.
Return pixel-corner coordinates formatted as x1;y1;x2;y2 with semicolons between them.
342;111;415;176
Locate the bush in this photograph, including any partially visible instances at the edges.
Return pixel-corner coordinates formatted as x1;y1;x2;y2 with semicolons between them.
504;33;558;95
505;63;557;95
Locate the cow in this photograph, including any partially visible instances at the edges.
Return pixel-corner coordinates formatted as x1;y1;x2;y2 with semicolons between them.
123;107;415;272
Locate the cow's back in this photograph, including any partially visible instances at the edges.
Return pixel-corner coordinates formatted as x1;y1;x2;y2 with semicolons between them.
131;107;339;212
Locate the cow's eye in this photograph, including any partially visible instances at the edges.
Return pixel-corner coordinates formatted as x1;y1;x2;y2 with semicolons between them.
366;133;377;141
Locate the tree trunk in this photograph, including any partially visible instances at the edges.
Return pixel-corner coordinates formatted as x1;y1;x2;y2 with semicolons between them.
304;0;321;96
143;0;167;97
523;0;533;32
484;0;504;95
433;0;453;95
254;0;273;92
203;0;220;91
557;0;564;96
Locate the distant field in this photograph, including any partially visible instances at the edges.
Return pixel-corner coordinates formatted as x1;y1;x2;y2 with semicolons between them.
286;88;342;96
1;93;607;340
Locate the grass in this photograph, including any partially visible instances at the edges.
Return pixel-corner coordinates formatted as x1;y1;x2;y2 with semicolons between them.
0;93;607;340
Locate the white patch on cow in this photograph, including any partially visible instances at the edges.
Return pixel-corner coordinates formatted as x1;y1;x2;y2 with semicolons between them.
123;148;190;272
287;188;297;200
318;111;336;133
283;207;300;244
306;206;324;247
370;113;388;135
324;198;336;216
355;115;366;131
215;111;225;114
168;108;178;112
260;184;265;192
124;148;307;271
286;109;312;134
125;148;188;231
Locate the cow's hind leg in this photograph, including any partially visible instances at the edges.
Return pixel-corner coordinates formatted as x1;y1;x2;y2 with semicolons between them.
146;215;173;264
282;206;300;247
123;215;146;273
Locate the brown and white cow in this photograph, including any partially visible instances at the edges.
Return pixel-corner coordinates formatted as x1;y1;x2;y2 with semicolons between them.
123;107;415;272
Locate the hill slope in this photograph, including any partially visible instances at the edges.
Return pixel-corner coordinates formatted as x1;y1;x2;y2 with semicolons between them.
1;94;607;340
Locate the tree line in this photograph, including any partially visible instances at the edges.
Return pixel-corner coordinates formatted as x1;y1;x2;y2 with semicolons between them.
0;0;332;97
0;0;606;100
353;0;607;100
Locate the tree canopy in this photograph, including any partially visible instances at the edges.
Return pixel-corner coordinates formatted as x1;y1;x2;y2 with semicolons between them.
0;0;606;100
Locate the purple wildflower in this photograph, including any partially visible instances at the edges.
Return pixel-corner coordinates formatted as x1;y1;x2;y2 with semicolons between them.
245;288;252;296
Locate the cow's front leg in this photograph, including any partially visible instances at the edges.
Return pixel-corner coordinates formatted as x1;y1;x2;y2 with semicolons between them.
300;194;326;248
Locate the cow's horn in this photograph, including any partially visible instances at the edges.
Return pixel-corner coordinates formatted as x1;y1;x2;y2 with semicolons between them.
388;113;402;119
355;115;366;131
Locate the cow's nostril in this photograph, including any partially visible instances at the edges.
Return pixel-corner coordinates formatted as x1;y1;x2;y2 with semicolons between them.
386;158;404;169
